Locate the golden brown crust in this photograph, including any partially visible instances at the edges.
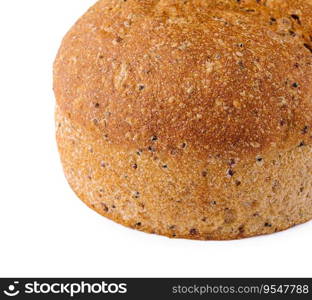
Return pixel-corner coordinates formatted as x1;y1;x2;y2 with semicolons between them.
54;0;312;159
54;0;312;239
56;106;312;240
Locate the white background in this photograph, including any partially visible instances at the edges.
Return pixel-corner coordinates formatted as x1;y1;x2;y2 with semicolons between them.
0;0;311;278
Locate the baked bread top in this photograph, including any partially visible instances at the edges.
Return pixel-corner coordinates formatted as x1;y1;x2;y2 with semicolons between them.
53;0;312;160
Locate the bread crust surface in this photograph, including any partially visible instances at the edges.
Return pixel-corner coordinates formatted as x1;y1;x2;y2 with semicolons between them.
54;0;312;239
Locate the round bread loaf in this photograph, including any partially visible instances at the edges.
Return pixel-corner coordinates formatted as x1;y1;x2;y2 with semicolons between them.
54;0;312;240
